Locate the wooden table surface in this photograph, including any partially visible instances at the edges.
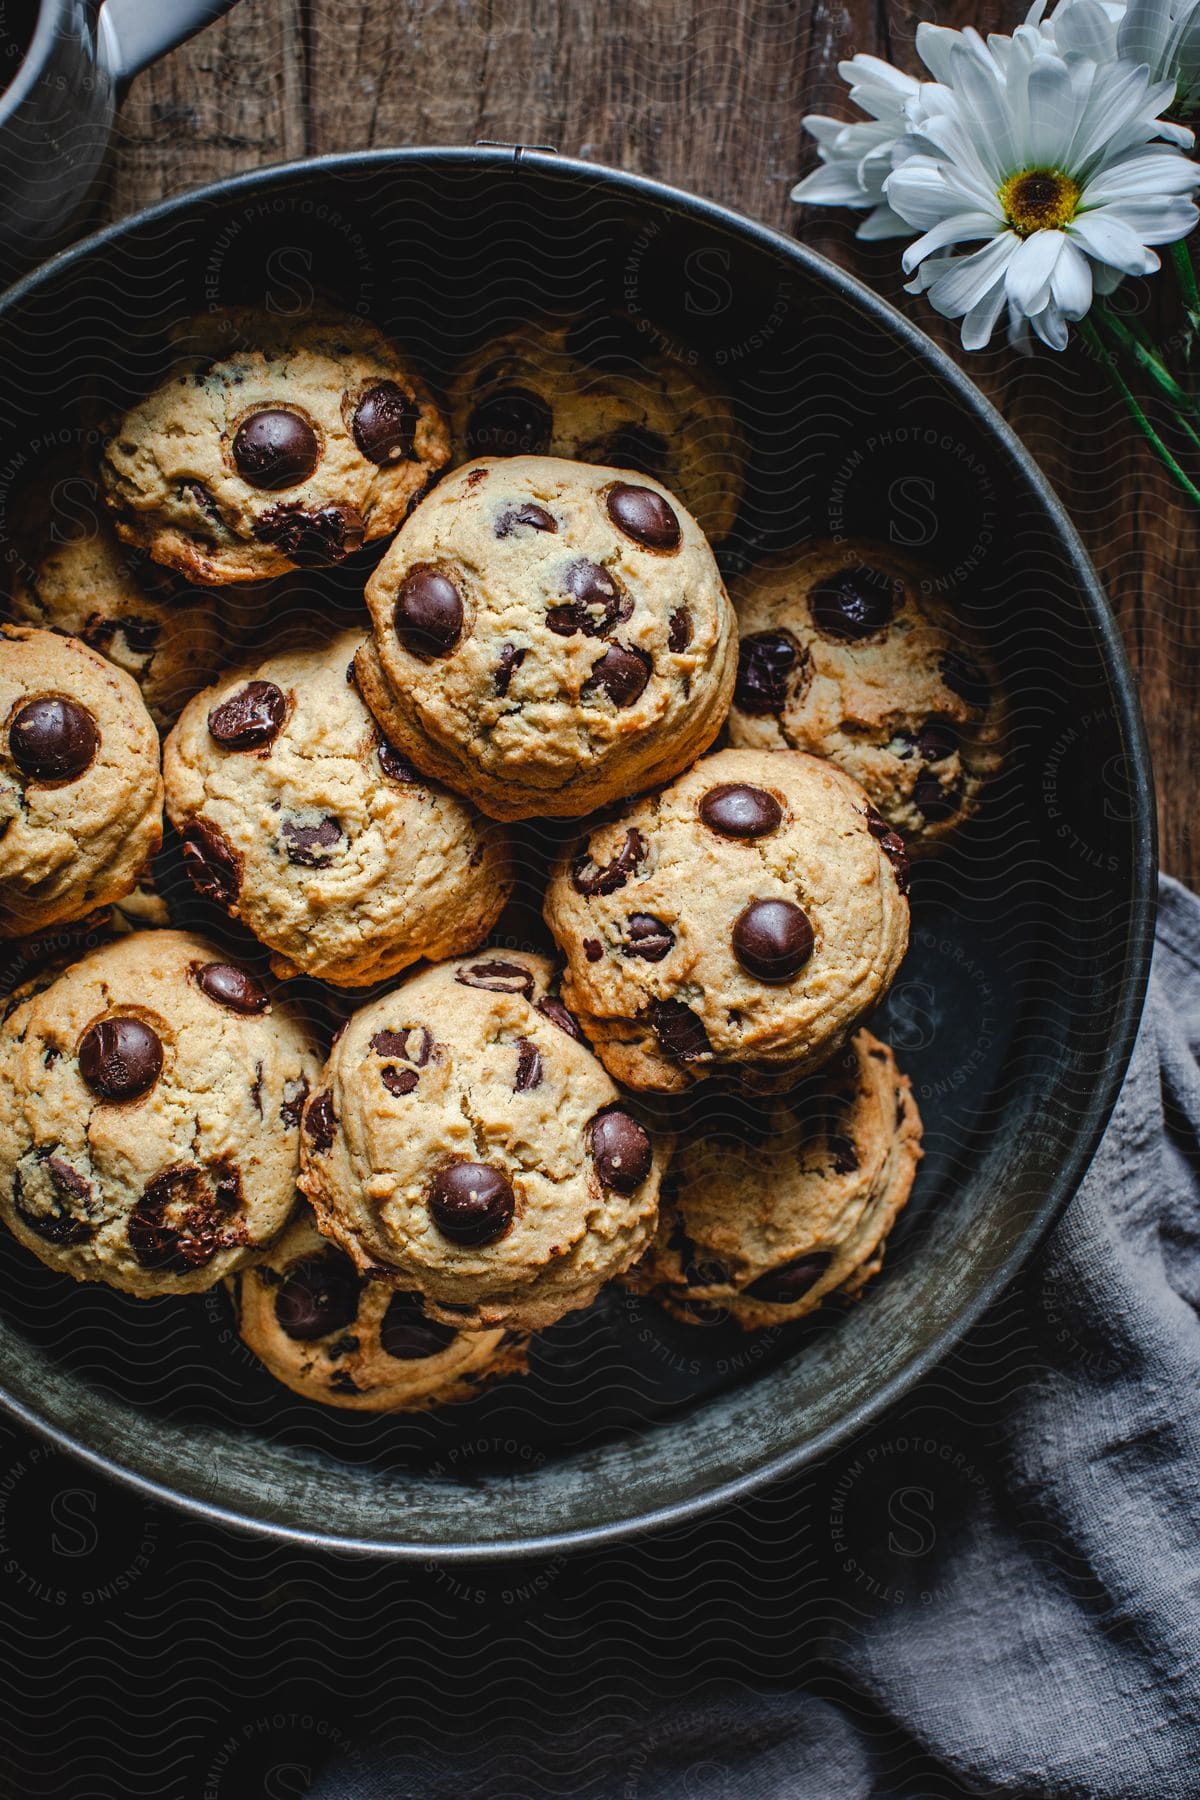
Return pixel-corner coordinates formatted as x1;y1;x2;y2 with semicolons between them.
106;0;1197;885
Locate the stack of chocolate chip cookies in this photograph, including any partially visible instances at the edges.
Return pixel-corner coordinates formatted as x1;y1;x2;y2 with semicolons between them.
0;302;1006;1415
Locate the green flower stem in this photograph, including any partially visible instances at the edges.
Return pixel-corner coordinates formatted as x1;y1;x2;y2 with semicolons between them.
1080;316;1200;509
1093;303;1194;413
1170;238;1200;316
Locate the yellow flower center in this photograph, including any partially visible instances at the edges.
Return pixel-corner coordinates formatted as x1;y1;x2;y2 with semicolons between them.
999;168;1081;236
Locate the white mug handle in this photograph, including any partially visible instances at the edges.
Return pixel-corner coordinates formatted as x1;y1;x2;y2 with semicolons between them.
97;0;240;87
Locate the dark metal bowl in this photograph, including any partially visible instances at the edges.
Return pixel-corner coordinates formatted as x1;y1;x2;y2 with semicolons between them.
0;148;1155;1557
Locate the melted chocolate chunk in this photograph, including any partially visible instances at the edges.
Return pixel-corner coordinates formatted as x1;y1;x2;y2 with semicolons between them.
668;607;693;653
351;382;418;464
281;815;343;866
589;1108;652;1192
536;995;583;1040
455;959;534;998
193;962;268;1014
606;482;681;551
233;409;319;490
494;643;527;697
572;827;646;896
79;1017;163;1102
514;1038;543;1092
732;898;815;982
582;643;652;707
623;914;674;961
304;1090;336;1152
280;1076;310;1130
495;502;557;537
746;1252;832;1305
274;1251;361;1340
207;680;286;751
393;565;464;655
181;819;242;904
547;560;630;638
378;740;422;782
828;1133;859;1174
912;770;961;821
380;1065;419;1097
128;1162;246;1271
809;565;901;641
699;783;782;839
379;1292;457;1360
864;806;911;895
82;613;161;658
734;630;801;716
428;1161;515;1245
465;388;553;458
9;697;98;782
650;999;711;1062
13;1158;94;1245
253;503;364;566
371;1026;432;1065
915;720;958;762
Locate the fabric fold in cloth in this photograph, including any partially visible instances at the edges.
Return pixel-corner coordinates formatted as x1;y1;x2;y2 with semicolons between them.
311;876;1200;1800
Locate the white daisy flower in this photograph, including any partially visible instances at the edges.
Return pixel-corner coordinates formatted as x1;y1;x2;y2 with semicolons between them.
885;26;1200;349
792;55;921;239
1037;0;1199;131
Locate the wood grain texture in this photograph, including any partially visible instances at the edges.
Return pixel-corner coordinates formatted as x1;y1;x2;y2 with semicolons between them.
108;0;1197;881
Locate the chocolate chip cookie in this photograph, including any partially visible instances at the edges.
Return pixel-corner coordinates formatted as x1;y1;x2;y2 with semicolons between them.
163;629;512;988
0;930;318;1296
100;308;450;584
627;1031;922;1328
299;951;666;1332
3;465;222;729
728;542;1005;852
0;625;163;939
448;314;745;542
543;747;911;1092
227;1209;527;1411
356;454;737;821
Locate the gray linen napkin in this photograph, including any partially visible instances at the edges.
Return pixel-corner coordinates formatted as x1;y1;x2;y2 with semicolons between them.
309;875;1200;1800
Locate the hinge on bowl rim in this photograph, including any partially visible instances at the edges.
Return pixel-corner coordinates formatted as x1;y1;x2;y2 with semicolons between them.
475;140;559;167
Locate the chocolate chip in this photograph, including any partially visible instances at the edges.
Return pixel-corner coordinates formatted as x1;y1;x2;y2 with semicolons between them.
494;644;527;696
732;898;815;982
329;1370;361;1394
589;1108;652;1192
746;1252;831;1305
182;480;223;527
864;806;911;895
916;720;958;762
514;1038;543;1091
253;503;364;566
79;1017;163;1102
583;644;651;707
496;502;557;537
623;914;674;961
379;1292;457;1360
274;1251;361;1340
193;962;268;1014
381;1065;419;1096
547;560;630;638
207;680;286;751
734;630;802;716
606;482;681;551
536;995;583;1040
351;381;418;464
668;607;693;653
940;651;989;709
583;938;603;962
809;565;900;641
828;1134;859;1174
394;565;464;655
280;1076;309;1129
281;815;343;866
371;1026;432;1065
82;613;161;658
9;697;98;782
465;388;553;458
650;999;711;1062
378;740;422;782
128;1162;246;1271
572;827;646;896
181;819;241;904
699;783;782;839
913;770;961;821
455;959;534;998
428;1161;515;1245
232;409;319;489
304;1091;336;1152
